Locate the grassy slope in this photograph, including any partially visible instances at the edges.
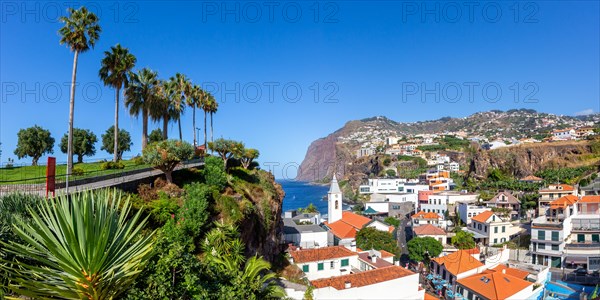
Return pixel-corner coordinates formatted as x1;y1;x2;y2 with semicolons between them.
0;159;149;184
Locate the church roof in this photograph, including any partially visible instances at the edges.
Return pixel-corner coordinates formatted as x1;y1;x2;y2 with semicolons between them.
329;174;342;194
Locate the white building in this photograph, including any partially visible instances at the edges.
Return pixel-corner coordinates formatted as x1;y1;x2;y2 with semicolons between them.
328;174;343;224
289;246;359;280
311;266;425;300
448;161;460;172
457;202;491;225
283;211;328;249
568;195;600;270
413;224;447;245
356;147;376;158
421;191;479;218
359;178;407;194
464;211;519;246
552;128;576;140
387;136;399;145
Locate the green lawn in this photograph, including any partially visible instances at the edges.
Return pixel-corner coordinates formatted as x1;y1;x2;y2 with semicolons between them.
0;159;151;185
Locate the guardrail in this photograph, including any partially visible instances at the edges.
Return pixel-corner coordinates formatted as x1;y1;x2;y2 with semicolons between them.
0;158;204;196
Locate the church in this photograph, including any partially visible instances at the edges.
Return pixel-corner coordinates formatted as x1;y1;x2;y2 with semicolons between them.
323;174;396;249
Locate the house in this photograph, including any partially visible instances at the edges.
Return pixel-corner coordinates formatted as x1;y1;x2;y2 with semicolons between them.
455;268;535;300
356;249;395;271
464;211;519;246
485;191;520;220
283;211;328;249
358;178;407;194
411;211;442;228
457;202;491;225
538;184;576;216
289;246;358;280
356;147;376;158
566;195;600;269
531;195;578;268
310;266;425;300
413;224;447;245
552;128;576;140
325;175;394;247
448;161;460;172
519;175;544;184
364;198;414;218
430;249;485;285
580;176;600;196
421;191;479;219
575;127;596;138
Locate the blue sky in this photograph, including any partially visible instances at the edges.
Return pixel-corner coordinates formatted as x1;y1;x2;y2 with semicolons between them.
1;1;599;178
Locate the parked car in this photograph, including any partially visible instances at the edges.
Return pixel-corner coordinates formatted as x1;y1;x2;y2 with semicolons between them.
575;268;588;276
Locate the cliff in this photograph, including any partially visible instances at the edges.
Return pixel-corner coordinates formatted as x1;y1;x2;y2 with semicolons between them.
468;140;600;178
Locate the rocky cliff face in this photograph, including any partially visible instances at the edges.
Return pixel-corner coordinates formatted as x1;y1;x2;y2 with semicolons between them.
232;170;284;263
468;141;598;178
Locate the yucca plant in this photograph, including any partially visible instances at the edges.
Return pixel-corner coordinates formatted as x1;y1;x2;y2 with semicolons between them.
0;189;155;299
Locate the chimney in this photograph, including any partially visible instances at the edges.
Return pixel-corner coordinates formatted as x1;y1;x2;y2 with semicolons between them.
371;255;377;263
345;281;351;289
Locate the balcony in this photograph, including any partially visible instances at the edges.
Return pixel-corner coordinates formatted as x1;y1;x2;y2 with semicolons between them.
571;226;600;232
565;243;600;250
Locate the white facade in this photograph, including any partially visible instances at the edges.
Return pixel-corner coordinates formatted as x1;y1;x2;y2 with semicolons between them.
359;178;408;194
356;147;376;158
328;174;343;224
457;202;491;225
312;271;424;300
387;136;399;145
552;129;576;140
448;162;460;172
297;255;359;281
469;213;519;246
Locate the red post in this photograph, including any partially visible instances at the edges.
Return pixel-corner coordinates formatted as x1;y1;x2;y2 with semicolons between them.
46;157;56;198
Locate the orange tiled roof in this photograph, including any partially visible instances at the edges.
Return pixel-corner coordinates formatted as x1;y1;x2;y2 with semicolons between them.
432;250;484;276
580;195;600;203
379;250;395;258
424;293;439;300
490;265;529;280
311;266;414;290
290;246;356;264
327;221;357;239
540;184;575;192
471;211;494;223
340;211;371;229
457;269;533;300
412;211;440;219
413;224;446;236
464;248;481;255
549;195;578;208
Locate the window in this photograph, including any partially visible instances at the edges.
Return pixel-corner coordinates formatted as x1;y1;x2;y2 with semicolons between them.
552;231;559;241
502;226;505;233
538;231;545;240
494;238;498;244
578;234;585;243
330;261;335;269
478;224;482;230
484;226;487;233
302;265;309;272
341;259;349;267
494;227;498;233
552;245;559;251
335;200;339;209
538;243;545;250
593;234;600;243
318;263;324;271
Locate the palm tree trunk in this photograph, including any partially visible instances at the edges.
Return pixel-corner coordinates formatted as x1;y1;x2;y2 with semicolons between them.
210;112;214;143
142;108;148;149
113;87;120;162
163;114;168;140
203;110;207;150
67;50;79;176
178;118;182;141
192;106;196;147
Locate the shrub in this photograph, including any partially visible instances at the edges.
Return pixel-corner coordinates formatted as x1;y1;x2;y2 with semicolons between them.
72;166;85;176
132;155;145;165
202;156;227;191
101;161;125;170
149;193;180;225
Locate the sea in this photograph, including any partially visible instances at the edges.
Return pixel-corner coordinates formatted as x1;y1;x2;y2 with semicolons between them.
278;180;329;214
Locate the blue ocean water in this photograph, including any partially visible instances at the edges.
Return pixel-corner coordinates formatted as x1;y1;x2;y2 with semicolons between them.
278;180;329;213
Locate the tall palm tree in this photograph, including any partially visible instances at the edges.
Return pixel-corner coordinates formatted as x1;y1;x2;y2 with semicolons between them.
200;91;213;150
153;80;171;140
208;93;218;146
125;68;159;150
99;44;136;162
169;73;190;141
187;85;202;147
0;189;155;299
58;6;101;176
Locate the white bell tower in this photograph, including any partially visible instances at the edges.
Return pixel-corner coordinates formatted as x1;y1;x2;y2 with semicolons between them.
328;173;343;224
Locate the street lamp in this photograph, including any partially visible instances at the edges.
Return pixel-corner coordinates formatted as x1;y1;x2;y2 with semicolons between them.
195;127;202;147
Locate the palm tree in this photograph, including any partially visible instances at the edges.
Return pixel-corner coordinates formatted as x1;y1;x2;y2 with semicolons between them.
212;255;285;299
125;68;159;150
0;189;155;299
207;93;218;147
201;90;212;150
187;85;202;147
169;73;190;141
99;44;137;162
58;6;101;176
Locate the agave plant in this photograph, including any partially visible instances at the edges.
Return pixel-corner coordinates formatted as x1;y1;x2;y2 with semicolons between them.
0;189;155;299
